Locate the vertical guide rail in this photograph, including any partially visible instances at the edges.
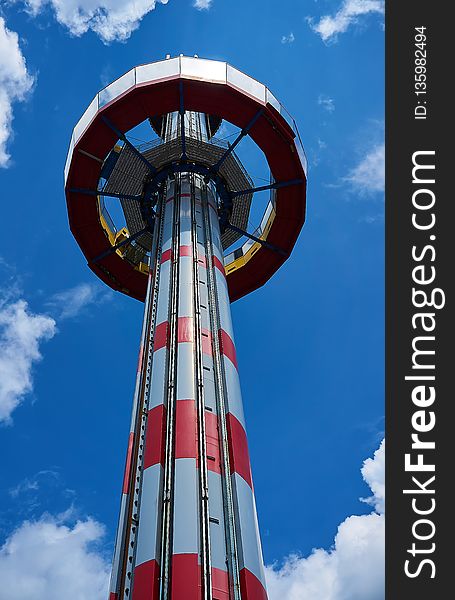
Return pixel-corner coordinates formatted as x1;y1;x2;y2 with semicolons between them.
109;192;164;600
191;174;213;599
160;175;181;599
202;184;241;600
123;189;166;597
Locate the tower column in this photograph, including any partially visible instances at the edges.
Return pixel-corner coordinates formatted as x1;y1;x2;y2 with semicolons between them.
110;172;267;600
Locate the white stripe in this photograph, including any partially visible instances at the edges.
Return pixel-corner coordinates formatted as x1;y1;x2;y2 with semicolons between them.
214;259;228;286
218;296;234;339
232;473;266;587
198;263;207;285
162;219;173;251
208;470;228;571
179;256;193;286
176;343;195;401
135;464;163;566
202;352;215;382
173;458;199;554
180;198;192;220
223;358;246;429
212;244;224;265
203;373;217;414
156;261;170;325
180;230;192;246
199;279;208;308
178;283;193;319
197;241;206;258
164;199;174;223
148;347;167;410
200;304;210;332
180;217;192;236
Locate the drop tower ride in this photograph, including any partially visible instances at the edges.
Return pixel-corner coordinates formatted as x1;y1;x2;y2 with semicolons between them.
64;56;307;600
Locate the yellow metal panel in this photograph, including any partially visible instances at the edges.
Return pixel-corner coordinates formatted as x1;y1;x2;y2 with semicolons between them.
224;207;276;276
98;202;150;275
99;211;117;245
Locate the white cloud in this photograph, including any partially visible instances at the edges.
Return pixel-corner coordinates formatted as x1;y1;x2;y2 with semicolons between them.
193;0;212;9
358;213;384;224
309;0;384;43
9;470;60;499
19;0;169;44
266;440;385;600
9;478;40;498
345;143;384;195
0;514;110;599
47;282;110;320
318;94;335;112
281;32;295;44
0;299;56;424
0;444;384;598
361;439;385;513
311;139;328;168
0;279;109;423
0;18;34;168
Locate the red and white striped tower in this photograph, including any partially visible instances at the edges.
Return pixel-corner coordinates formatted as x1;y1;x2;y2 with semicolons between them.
64;56;307;600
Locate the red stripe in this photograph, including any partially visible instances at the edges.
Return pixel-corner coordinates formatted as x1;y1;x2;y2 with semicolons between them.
166;196;175;203
212;255;225;276
132;559;160;600
239;569;268;600
122;432;134;494
175;400;198;459
161;249;173;263
205;412;221;474
198;254;207;268
201;328;212;356
179;245;192;257
218;329;238;369
137;344;144;373
177;316;193;343
180;193;192;198
144;405;166;468
154;321;169;351
171;554;201;599
212;567;230;600
109;593;119;600
227;413;252;488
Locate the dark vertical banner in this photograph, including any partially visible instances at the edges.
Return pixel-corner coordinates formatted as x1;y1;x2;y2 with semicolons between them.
386;1;451;598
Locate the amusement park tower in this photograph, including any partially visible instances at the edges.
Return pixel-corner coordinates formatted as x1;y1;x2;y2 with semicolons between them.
64;56;307;600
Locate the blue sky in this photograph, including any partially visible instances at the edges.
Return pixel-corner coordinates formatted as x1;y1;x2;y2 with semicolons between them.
0;1;384;598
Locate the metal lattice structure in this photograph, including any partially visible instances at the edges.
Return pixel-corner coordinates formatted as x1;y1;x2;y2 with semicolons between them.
64;56;307;600
103;135;254;255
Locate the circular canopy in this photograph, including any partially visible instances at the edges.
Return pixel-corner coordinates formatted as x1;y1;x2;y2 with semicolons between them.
64;56;307;302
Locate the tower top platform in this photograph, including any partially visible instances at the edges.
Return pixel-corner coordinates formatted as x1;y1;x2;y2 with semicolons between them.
64;55;307;302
